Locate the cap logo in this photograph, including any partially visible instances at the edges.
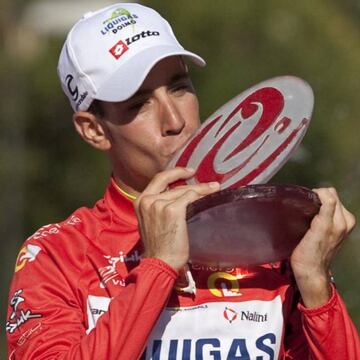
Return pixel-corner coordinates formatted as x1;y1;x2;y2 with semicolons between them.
103;8;132;23
126;30;160;46
65;74;88;110
109;31;160;60
109;40;129;59
65;74;79;101
101;7;139;36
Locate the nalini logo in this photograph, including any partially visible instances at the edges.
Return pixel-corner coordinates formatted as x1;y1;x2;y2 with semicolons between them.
241;310;268;323
109;40;129;59
224;307;238;323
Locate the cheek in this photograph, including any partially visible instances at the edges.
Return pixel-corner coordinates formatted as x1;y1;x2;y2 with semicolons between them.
109;122;161;165
183;95;201;130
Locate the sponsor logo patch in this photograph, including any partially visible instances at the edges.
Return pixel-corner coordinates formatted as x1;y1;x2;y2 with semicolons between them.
15;244;42;272
109;31;160;60
86;295;111;333
191;263;234;272
98;250;140;288
65;75;88;110
30;223;61;240
6;289;42;334
223;307;237;323
143;297;283;359
16;322;42;346
109;40;129;59
101;7;139;35
223;306;268;324
207;272;243;297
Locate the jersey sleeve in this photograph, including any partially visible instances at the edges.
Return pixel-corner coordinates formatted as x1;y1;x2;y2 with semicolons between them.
299;284;360;359
7;232;177;359
283;283;360;359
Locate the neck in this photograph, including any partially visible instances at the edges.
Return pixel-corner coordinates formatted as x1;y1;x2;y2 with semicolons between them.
111;158;158;197
114;175;141;199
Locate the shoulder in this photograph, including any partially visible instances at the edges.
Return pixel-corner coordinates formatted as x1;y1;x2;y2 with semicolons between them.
28;209;93;246
14;205;106;276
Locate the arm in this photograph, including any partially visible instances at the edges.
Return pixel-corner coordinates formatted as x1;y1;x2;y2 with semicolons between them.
64;258;178;359
283;283;360;360
288;187;359;359
299;283;360;360
7;168;219;359
134;167;220;271
7;244;177;359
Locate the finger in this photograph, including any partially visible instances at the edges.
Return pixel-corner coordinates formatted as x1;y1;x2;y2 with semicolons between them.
146;181;220;202
164;189;205;216
313;188;336;223
328;188;356;234
333;200;347;239
342;205;356;233
142;167;195;195
312;188;336;228
135;181;219;216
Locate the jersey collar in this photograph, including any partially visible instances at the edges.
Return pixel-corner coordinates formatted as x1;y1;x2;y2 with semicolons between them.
104;177;138;227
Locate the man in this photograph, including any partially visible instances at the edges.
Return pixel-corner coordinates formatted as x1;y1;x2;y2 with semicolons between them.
6;3;359;359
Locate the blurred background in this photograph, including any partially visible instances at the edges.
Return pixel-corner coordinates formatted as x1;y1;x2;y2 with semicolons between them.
1;0;360;355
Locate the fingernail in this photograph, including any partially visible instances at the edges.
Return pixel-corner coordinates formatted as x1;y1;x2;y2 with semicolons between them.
209;182;220;189
186;167;195;173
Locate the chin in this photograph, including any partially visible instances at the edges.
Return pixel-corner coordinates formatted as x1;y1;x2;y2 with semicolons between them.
157;163;169;174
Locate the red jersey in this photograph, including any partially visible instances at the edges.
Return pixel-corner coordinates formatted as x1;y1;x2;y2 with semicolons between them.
6;178;360;359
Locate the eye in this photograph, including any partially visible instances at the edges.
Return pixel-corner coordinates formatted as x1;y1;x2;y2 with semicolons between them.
128;98;150;111
171;81;193;95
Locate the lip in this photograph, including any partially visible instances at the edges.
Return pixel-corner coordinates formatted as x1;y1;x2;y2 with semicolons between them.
161;148;182;161
165;133;194;159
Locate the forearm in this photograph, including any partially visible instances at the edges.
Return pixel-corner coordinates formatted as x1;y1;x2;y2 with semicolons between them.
294;269;332;308
63;259;177;359
8;258;177;360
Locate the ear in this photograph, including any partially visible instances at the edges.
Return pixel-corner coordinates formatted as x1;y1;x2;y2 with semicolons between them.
73;111;111;151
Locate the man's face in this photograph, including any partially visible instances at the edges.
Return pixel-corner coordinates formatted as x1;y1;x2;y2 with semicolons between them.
99;56;201;192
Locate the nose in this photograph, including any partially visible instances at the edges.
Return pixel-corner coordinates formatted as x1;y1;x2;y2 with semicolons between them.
159;95;185;136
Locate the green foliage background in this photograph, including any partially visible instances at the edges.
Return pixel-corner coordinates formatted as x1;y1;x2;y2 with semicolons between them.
1;0;359;355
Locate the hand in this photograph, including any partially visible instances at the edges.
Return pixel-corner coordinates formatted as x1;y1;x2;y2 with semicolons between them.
290;187;356;307
134;167;220;271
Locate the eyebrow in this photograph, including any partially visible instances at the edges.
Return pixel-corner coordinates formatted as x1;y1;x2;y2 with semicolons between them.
169;71;191;84
129;71;191;102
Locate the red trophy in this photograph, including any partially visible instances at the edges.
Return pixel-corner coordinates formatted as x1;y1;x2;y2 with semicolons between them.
168;76;320;267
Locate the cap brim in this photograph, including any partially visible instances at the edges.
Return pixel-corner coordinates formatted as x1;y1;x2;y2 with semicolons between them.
95;45;206;102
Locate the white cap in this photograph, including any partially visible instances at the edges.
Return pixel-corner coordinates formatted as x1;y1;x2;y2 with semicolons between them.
57;3;206;112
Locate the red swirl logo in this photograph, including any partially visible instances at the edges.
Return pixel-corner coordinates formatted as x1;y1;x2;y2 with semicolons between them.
170;83;311;189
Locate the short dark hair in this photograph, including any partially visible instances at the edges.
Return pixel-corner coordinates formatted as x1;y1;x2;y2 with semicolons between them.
88;99;105;118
